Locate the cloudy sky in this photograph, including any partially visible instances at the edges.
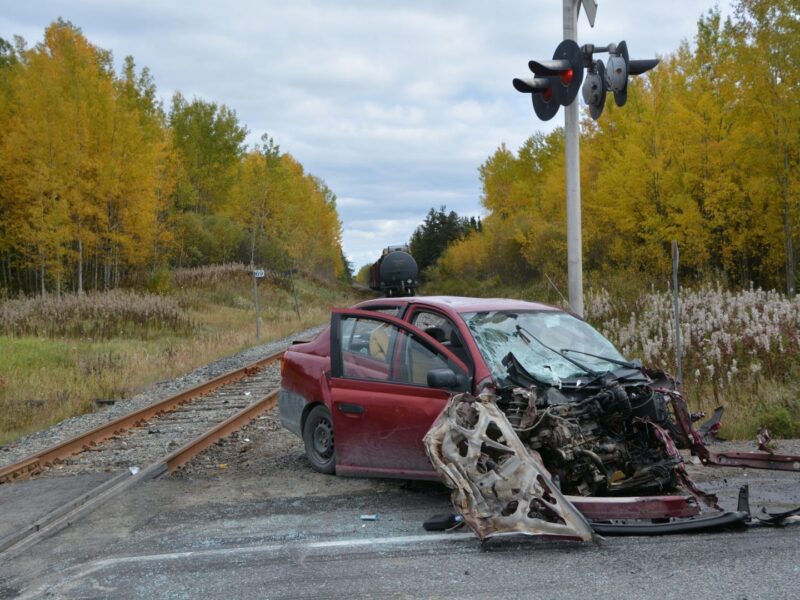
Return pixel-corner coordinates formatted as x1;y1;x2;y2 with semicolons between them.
1;1;732;269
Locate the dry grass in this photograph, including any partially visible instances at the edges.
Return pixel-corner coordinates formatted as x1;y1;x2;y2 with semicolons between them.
585;284;800;439
0;290;191;338
0;273;365;445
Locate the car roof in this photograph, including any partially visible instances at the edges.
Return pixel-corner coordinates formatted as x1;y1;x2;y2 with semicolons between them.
354;295;560;314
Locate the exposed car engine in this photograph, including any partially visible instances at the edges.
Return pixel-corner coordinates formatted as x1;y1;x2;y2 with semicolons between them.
495;383;682;497
424;377;711;542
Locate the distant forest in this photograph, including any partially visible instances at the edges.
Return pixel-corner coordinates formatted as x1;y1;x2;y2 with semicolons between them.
428;1;799;296
0;20;348;295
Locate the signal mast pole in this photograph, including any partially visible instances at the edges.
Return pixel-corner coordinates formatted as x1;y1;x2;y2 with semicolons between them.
564;0;583;317
516;4;654;319
515;3;659;319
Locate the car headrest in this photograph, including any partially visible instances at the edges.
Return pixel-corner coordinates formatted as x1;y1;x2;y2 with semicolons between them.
450;330;464;347
424;326;446;343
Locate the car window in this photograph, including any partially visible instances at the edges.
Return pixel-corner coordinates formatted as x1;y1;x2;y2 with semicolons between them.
411;310;473;372
401;333;451;386
341;317;394;364
412;310;449;331
338;315;454;387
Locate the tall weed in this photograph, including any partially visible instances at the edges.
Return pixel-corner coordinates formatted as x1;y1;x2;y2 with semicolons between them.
0;291;192;339
585;284;800;438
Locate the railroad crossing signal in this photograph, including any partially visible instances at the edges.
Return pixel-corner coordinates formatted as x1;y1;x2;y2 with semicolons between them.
583;41;659;119
513;40;583;121
514;40;659;121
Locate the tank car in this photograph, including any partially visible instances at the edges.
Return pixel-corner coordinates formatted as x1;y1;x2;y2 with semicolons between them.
368;245;418;297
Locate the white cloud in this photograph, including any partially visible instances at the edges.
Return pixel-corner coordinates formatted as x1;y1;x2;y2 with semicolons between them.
336;196;372;208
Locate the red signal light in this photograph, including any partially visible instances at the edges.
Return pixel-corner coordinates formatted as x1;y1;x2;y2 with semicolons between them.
560;69;574;86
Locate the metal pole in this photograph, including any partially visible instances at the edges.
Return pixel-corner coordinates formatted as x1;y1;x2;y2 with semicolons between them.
564;0;583;317
672;241;682;387
253;270;260;341
289;268;301;319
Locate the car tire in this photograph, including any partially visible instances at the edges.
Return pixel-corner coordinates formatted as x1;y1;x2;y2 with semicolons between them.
303;405;336;474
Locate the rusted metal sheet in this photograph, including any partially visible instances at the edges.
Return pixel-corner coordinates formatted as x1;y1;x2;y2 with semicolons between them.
662;387;800;473
424;392;598;543
702;451;800;472
0;351;283;484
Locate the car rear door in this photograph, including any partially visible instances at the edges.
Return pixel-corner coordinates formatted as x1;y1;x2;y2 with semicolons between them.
329;309;469;478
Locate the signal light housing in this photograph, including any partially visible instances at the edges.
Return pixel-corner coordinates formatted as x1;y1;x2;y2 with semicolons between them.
513;40;584;122
581;59;607;119
515;39;659;121
527;39;584;107
512;76;560;120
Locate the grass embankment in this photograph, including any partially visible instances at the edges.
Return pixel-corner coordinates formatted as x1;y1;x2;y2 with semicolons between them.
0;265;366;445
424;274;800;440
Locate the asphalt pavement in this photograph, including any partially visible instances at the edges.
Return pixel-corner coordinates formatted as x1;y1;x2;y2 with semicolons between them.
2;446;800;600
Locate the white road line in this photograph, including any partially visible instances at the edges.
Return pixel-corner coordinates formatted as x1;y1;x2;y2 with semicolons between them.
19;532;477;599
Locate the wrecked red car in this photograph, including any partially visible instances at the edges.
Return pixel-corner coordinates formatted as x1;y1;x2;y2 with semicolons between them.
279;296;800;541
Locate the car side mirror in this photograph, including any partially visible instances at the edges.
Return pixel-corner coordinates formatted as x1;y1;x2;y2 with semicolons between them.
427;368;458;389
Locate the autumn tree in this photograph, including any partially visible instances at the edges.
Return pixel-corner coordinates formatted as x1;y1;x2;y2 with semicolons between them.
0;20;357;293
169;94;247;214
731;0;800;295
427;2;800;296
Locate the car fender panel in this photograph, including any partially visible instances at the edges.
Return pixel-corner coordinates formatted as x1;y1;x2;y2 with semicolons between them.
279;388;308;437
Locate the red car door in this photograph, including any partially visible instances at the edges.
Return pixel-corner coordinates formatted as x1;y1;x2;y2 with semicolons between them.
329;309;469;479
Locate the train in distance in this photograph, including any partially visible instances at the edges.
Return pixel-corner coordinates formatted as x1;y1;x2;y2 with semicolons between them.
368;245;418;297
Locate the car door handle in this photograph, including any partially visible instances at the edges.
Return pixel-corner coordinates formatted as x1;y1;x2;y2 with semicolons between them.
337;403;364;414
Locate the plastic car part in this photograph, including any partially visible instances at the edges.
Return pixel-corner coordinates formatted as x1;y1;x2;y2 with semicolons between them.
424;391;599;544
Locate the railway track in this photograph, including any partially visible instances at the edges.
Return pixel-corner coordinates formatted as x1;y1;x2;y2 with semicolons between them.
0;349;285;557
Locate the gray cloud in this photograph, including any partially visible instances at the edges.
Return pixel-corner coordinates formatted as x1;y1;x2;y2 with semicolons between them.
1;0;732;269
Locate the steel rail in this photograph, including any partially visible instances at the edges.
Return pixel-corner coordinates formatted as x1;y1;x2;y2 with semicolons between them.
0;350;284;484
0;387;280;558
166;389;278;473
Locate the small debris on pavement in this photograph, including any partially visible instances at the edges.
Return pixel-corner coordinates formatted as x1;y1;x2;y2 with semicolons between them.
360;514;379;521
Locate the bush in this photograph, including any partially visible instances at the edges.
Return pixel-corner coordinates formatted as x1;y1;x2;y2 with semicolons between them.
146;267;173;294
0;290;192;339
755;402;800;439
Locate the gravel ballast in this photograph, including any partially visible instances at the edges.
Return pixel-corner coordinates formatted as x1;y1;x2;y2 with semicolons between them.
0;325;325;468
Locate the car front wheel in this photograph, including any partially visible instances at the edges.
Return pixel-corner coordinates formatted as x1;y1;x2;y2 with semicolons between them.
303;405;336;474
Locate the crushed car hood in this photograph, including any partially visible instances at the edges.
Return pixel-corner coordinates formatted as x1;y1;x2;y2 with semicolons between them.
424;391;599;543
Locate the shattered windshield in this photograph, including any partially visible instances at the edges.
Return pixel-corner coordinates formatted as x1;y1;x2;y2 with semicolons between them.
461;310;626;386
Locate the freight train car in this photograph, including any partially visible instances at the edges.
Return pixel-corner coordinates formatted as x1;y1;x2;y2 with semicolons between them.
368;245;418;297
